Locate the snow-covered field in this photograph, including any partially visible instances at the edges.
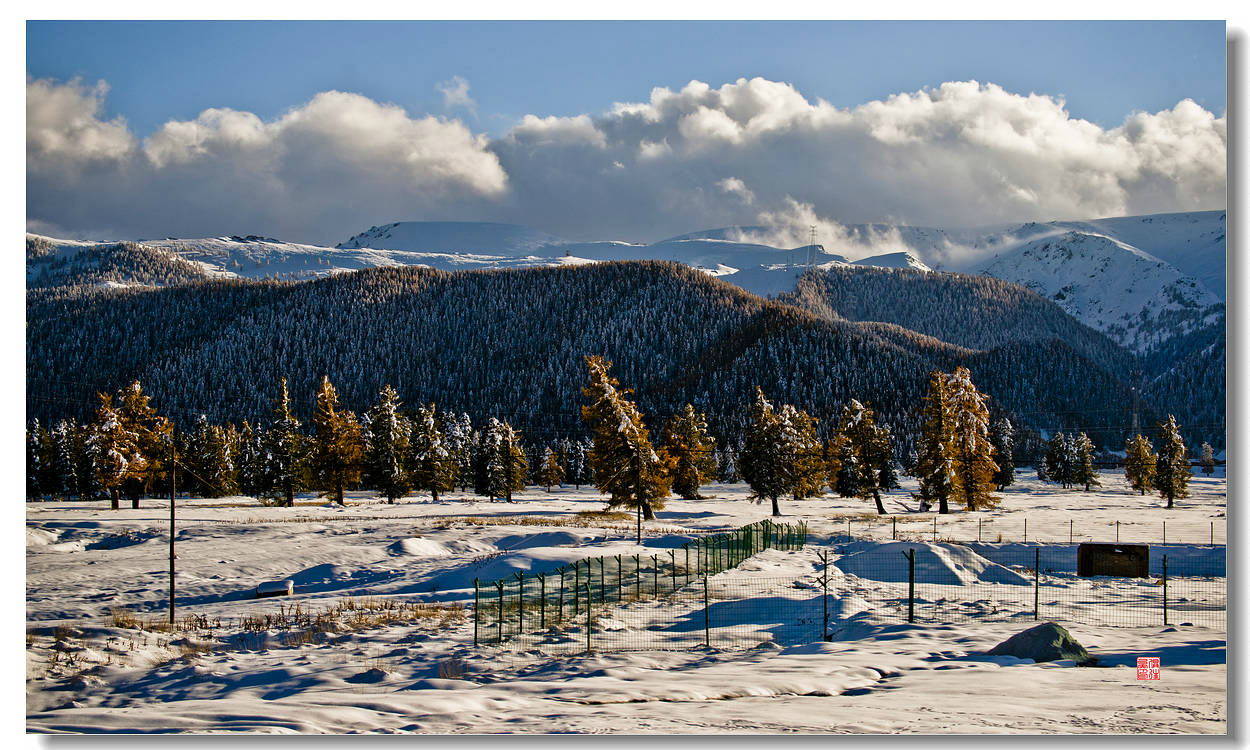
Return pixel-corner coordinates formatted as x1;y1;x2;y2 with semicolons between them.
26;471;1226;734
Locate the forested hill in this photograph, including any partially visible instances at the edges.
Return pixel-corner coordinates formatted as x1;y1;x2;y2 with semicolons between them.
779;265;1224;449
780;266;1135;376
28;261;1159;450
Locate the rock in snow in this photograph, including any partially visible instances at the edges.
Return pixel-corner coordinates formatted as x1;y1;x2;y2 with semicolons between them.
987;622;1096;665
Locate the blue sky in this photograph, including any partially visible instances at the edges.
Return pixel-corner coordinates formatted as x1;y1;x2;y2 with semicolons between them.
27;20;1225;138
25;20;1228;244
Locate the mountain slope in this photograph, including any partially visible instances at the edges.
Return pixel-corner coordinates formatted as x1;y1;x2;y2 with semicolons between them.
981;231;1221;354
27;261;1146;450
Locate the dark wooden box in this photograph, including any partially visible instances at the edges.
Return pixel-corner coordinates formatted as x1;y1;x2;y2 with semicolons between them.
1077;543;1150;578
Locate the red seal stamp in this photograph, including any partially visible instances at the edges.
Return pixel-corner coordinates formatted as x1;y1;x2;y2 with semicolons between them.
1137;657;1161;680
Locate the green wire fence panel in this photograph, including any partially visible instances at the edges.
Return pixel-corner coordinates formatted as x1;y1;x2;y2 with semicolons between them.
474;519;809;647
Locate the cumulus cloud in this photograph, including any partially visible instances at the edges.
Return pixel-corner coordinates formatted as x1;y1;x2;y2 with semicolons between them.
27;78;507;242
27;75;1226;248
435;75;477;117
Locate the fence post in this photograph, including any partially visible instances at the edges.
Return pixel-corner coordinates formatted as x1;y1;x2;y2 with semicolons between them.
821;549;829;641
978;518;982;542
1116;520;1120;543
684;544;690;583
1024;518;1027;543
558;566;565;623
574;561;580;615
846;519;851;541
1163;521;1166;547
703;575;710;647
902;549;915;623
893;516;897;540
538;573;546;629
932;517;936;542
670;550;677;592
652;554;659;595
585;582;593;653
599;557;605;604
516;572;525;634
616;554;623;602
473;578;480;646
1033;548;1040;621
1069;519;1073;545
635;554;641;599
1162;554;1169;626
496;581;505;643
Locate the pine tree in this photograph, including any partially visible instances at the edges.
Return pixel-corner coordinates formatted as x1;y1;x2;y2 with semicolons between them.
1073;432;1100;492
740;387;819;516
364;385;412;503
440;411;474;493
88;392;142;510
827;399;894;514
183;414;234;497
945;367;998;511
1154;415;1192;509
1123;434;1157;496
116;381;172;508
477;417;528;501
537;446;565;491
310;376;363;506
784;405;825;502
235;421;263;498
409;403;456;503
1045;432;1068;488
989;418;1015;491
49;420;78;500
913;371;954;514
580;356;673;519
1200;442;1215;476
661;403;718;500
261;377;305;506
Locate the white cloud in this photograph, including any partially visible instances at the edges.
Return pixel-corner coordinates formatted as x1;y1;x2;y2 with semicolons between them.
27;80;507;243
435;75;477;117
27;76;1226;248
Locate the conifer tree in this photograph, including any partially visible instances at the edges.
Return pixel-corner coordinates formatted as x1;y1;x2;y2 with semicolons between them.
409;403;456;503
581;356;673;519
477;417;528;501
946;367;998;511
661;403;718;500
116;381;172;508
310;376;363;506
440;411;474;493
1045;432;1069;488
261;377;305;506
913;371;954;513
1154;415;1192;509
364;385;412;503
537;446;565;491
88;392;142;510
1200;442;1215;476
1123;434;1157;496
49;420;78;500
740;387;819;516
784;405;825;501
827;399;894;514
990;418;1015;491
234;421;263;498
183;414;234;497
1073;432;1100;492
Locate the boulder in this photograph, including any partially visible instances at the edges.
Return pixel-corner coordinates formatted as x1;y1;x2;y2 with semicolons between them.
987;622;1096;665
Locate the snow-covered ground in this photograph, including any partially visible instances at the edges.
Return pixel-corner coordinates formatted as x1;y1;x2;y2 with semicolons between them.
26;471;1225;733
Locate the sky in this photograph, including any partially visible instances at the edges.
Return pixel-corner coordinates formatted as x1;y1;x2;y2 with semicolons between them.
25;20;1228;246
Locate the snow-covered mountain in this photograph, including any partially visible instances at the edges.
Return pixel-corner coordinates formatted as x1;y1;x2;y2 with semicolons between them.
981;231;1222;354
27;209;1225;356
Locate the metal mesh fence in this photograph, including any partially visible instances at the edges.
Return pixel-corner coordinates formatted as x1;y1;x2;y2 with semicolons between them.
472;519;808;647
474;541;1225;659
